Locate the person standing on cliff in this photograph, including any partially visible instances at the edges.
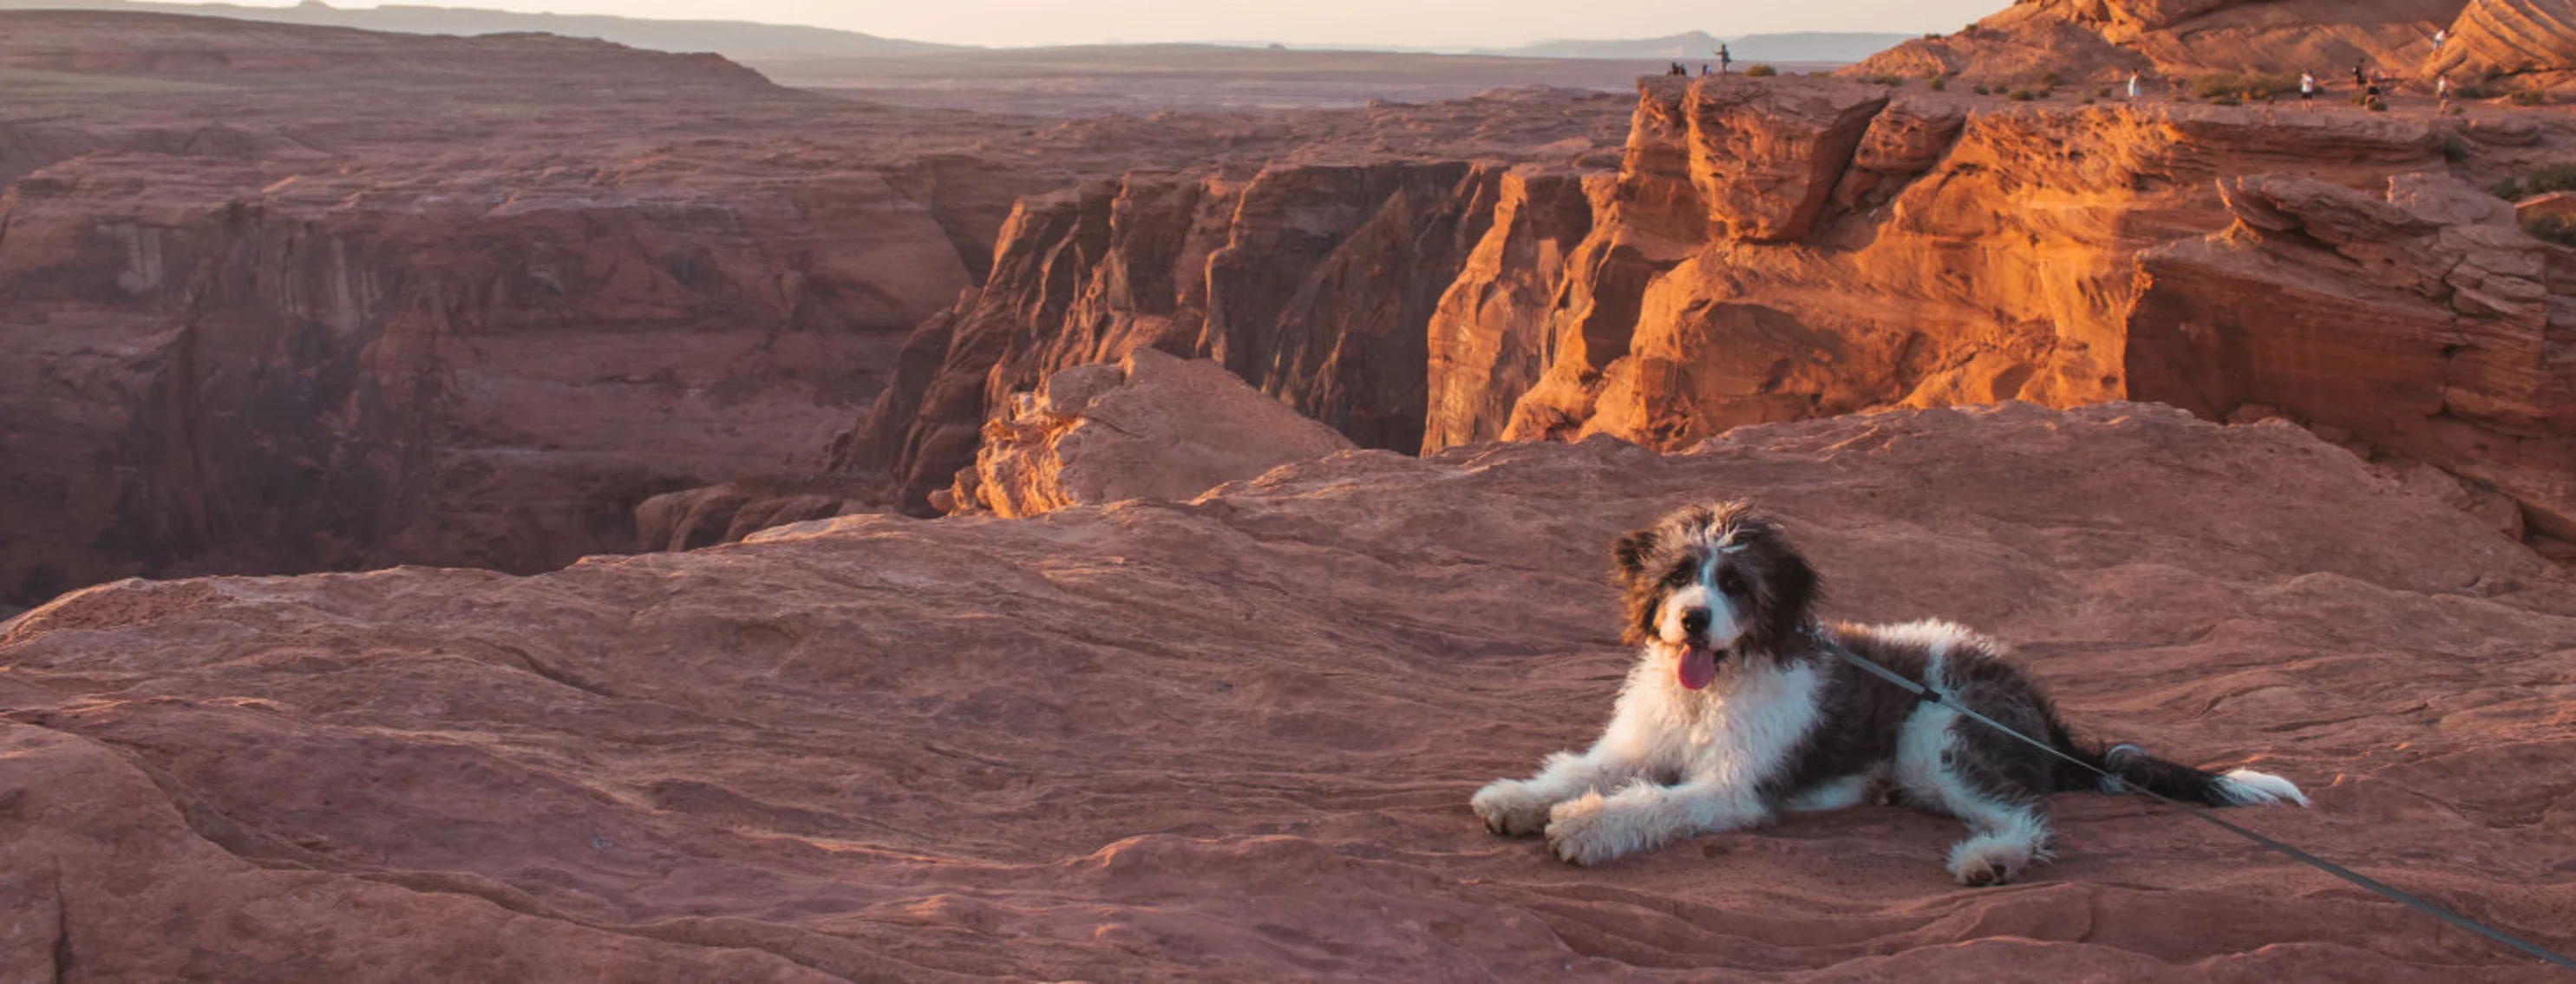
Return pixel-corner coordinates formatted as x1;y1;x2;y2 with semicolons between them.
1718;43;1732;74
2300;70;2317;108
2433;27;2448;51
2352;62;2368;91
2128;72;2140;99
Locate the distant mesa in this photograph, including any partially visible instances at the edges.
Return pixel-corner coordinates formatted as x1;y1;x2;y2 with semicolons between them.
0;0;964;57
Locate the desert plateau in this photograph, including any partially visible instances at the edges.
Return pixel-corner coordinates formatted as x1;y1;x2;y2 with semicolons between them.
3;1;2575;980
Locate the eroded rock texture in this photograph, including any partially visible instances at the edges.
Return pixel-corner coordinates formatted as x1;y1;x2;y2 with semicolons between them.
7;403;2572;980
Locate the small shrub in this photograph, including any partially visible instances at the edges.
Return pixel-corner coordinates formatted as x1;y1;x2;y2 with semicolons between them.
2527;162;2576;194
2441;134;2470;163
2492;179;2527;201
1972;83;1991;95
2008;89;2037;102
2368;98;2390;112
2509;89;2547;106
1928;76;1948;91
2526;213;2576;246
2452;82;2490;100
1923;32;1943;41
1744;63;1779;77
1869;73;1908;88
2039;71;2063;87
2095;86;2112;99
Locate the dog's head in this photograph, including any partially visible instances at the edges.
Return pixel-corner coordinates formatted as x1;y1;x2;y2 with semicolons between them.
1610;501;1819;690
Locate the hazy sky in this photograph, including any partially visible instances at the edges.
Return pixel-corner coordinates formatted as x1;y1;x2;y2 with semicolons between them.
178;0;2007;49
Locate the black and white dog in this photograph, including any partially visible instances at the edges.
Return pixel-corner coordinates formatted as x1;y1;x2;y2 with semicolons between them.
1471;502;2306;885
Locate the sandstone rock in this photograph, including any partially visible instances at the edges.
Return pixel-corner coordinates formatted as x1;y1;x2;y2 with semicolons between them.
633;479;875;553
2431;0;2576;81
2130;168;2576;537
7;403;2573;979
2515;188;2576;220
953;348;1355;517
1854;1;2468;83
2390;170;2520;226
1421;170;1595;450
2462;115;2546;146
1680;76;1889;242
1475;99;2442;457
1831;96;1971;214
818;70;2576;571
840;161;1517;512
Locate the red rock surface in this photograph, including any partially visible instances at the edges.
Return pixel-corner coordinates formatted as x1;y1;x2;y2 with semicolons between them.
945;348;1356;518
6;403;2573;979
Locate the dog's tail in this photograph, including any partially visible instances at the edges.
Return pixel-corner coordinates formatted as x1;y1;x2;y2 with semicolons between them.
2054;742;2310;808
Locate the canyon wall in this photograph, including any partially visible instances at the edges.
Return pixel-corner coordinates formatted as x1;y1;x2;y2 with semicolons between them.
837;161;1513;509
0;11;1626;602
0;149;979;603
1439;78;2449;450
846;74;2576;551
0;12;1044;604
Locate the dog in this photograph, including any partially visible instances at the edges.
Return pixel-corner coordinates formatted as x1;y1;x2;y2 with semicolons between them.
1470;501;2307;885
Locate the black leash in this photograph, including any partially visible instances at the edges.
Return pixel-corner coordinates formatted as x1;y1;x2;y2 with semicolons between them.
1823;640;2576;972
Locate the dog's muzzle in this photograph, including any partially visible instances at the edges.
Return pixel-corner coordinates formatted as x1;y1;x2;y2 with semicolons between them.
1676;606;1724;690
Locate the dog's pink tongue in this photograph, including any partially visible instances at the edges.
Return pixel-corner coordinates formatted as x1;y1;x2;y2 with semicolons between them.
1677;646;1718;691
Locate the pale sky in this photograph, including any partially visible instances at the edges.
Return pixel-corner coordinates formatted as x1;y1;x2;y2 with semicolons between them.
172;0;2007;49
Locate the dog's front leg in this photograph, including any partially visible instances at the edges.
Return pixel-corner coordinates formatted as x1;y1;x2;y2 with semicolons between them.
1472;742;1651;837
1545;779;1767;866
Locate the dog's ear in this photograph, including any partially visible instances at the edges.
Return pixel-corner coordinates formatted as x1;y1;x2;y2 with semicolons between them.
1611;527;1657;582
1749;526;1821;647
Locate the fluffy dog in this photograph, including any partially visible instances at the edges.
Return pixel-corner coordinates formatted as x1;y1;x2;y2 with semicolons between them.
1470;501;2307;885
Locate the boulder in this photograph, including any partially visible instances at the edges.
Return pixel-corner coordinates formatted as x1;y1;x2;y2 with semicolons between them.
953;348;1356;517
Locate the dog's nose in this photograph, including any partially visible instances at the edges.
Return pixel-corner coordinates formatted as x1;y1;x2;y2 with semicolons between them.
1679;607;1711;637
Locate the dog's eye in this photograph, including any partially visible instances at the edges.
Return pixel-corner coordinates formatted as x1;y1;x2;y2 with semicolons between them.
1716;572;1749;596
1663;567;1694;588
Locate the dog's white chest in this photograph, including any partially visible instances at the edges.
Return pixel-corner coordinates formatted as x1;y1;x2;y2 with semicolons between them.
1682;662;1826;786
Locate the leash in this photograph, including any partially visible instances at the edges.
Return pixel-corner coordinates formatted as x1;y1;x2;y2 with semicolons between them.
1821;638;2576;972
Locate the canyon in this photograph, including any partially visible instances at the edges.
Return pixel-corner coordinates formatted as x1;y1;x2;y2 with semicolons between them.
0;10;1625;605
8;3;2576;979
21;8;2576;602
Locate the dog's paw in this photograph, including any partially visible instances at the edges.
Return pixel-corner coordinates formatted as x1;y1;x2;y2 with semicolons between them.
1947;830;2051;888
1544;792;1625;866
1471;780;1553;837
